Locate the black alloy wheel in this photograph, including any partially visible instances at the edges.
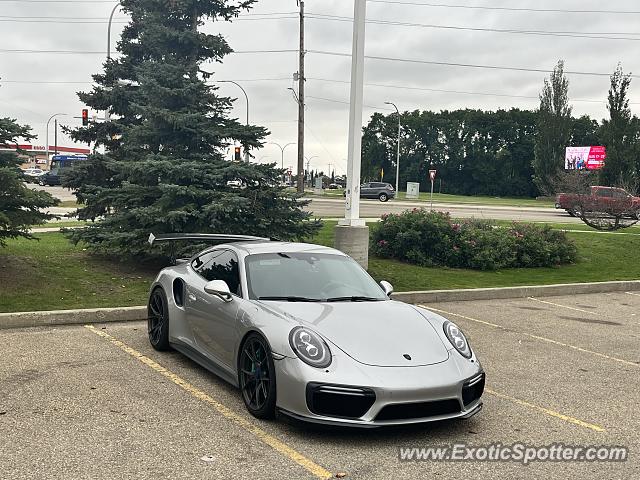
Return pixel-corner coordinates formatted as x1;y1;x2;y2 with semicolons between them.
239;333;277;419
147;288;170;351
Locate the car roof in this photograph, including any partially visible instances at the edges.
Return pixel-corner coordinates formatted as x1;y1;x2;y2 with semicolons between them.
209;241;346;257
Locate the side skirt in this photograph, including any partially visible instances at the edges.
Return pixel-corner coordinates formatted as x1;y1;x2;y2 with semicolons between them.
170;340;239;388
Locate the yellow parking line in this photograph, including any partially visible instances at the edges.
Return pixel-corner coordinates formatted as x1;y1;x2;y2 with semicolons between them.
84;325;333;480
484;389;605;433
528;297;600;316
423;305;639;368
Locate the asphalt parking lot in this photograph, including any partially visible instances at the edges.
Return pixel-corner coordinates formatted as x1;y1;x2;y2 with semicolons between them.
1;292;638;479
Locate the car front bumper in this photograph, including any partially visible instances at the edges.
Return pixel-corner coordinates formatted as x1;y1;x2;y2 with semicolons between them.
274;350;484;427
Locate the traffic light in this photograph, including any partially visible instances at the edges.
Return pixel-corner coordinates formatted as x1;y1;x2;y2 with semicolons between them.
82;109;89;126
234;146;241;161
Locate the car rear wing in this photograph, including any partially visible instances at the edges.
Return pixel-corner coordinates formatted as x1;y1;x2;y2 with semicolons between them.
148;232;271;246
148;233;271;264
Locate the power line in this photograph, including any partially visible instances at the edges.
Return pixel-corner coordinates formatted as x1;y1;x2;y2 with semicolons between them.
0;48;298;55
1;77;292;84
366;0;640;15
307;49;638;78
0;14;298;24
307;77;640;105
307;13;640;41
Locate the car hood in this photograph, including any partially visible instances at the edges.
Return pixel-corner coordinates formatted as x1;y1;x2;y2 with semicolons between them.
258;300;449;367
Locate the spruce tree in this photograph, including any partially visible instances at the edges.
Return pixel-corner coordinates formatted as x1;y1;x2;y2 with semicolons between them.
0;118;58;247
65;0;319;257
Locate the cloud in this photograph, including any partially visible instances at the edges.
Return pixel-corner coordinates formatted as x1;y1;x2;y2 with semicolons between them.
1;0;639;174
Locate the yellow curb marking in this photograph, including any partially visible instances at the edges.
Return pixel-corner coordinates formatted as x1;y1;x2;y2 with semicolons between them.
84;325;333;480
484;389;605;433
423;306;638;368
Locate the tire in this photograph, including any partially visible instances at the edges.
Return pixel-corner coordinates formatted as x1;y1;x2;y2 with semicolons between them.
147;287;171;351
378;192;389;202
238;333;277;419
566;210;575;217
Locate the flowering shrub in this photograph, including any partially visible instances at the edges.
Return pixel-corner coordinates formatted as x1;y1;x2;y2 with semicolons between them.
371;210;577;270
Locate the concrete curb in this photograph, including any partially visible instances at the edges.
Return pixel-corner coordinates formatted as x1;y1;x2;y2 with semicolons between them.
391;280;640;304
2;280;639;330
0;306;146;330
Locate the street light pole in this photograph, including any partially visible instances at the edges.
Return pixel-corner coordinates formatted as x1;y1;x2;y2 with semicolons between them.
45;113;67;168
269;142;295;184
341;0;366;227
105;2;120;125
384;101;400;195
219;80;250;162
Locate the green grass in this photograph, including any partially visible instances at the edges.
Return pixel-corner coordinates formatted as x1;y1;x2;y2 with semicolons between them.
308;221;640;291
58;200;80;208
0;233;155;313
306;189;554;208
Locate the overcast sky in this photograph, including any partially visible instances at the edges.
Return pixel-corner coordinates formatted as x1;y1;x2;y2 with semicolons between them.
2;0;640;174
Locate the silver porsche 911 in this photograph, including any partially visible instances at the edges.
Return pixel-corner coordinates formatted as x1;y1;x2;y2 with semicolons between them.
146;233;484;427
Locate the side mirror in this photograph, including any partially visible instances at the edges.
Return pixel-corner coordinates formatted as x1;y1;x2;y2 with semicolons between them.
380;280;394;297
204;280;233;302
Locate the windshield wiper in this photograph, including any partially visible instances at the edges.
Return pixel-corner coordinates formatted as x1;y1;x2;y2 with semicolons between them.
325;296;384;302
258;296;321;302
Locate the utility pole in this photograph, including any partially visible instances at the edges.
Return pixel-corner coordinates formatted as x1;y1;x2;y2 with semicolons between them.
296;0;305;193
54;119;58;155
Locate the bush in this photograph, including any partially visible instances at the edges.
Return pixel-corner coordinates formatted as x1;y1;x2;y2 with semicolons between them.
371;210;577;270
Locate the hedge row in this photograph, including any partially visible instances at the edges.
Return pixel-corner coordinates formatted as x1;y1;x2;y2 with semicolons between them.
370;210;577;270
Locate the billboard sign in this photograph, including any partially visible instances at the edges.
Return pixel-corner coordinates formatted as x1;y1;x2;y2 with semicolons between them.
565;146;606;170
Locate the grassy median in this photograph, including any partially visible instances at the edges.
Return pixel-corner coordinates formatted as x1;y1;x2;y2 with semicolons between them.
0;233;155;313
1;221;638;313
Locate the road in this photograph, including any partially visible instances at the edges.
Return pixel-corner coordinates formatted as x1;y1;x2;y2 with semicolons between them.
33;185;577;223
1;291;637;479
306;197;579;223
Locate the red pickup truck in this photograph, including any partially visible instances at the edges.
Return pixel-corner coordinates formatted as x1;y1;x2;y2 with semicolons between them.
556;186;640;218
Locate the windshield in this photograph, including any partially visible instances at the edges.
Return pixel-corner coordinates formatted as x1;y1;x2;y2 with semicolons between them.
245;252;388;302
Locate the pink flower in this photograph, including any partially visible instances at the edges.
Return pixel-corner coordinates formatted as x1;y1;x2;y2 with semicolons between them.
452;223;461;232
377;240;388;247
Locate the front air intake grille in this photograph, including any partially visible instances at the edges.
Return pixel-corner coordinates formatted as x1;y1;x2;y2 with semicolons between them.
306;383;376;419
375;399;461;421
462;373;485;406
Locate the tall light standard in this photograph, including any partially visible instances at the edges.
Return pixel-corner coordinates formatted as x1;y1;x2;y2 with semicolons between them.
105;2;121;124
269;142;295;183
305;155;317;186
218;80;250;162
45;113;67;168
384;101;400;195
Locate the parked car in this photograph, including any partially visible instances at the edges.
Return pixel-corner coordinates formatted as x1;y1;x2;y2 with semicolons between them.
146;233;484;426
328;183;340;190
556;186;640;218
22;167;45;182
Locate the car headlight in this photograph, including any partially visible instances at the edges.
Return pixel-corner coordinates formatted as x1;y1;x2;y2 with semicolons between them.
289;326;332;368
443;321;472;358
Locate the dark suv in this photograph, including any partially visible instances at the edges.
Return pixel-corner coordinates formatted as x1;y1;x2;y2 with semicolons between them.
360;182;395;202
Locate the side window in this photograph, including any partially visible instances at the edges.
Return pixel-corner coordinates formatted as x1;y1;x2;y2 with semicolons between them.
595;189;611;198
193;250;242;296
